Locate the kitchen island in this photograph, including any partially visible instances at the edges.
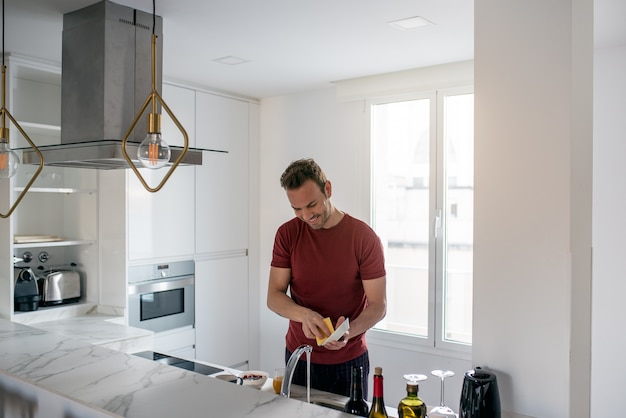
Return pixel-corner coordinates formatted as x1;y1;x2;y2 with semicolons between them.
0;318;354;417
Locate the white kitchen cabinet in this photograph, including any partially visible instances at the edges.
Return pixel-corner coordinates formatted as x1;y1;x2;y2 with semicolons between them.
12;166;97;245
195;255;248;368
127;82;196;262
0;55;99;320
193;92;253;368
152;325;196;358
125;86;254;367
160;83;196;148
195;92;249;254
5;54;62;149
9;166;99;322
127;164;196;261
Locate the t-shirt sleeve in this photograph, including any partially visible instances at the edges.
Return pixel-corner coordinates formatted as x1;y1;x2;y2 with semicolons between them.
271;224;292;269
358;226;386;281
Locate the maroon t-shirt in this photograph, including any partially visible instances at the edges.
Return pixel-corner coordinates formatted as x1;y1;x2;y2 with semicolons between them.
271;213;386;364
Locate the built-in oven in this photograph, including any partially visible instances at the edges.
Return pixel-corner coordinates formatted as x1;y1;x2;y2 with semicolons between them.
128;260;195;333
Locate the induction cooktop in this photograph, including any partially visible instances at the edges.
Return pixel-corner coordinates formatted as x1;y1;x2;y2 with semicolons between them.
133;351;223;376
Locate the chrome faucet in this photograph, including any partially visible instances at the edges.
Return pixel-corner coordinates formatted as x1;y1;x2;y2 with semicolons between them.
280;344;313;402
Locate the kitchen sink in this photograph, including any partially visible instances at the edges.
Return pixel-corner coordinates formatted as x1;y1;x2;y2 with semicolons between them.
310;399;347;412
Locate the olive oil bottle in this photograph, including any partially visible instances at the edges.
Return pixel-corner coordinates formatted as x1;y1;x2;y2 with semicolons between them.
397;381;427;418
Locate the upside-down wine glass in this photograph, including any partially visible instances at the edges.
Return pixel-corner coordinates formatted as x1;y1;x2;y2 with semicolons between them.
429;370;456;418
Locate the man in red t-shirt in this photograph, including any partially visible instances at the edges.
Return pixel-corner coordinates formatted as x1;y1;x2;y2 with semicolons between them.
267;158;387;397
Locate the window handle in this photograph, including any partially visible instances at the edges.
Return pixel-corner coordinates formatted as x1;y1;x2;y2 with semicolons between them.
434;209;442;238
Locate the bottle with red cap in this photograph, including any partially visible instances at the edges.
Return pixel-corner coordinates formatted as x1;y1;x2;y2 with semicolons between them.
368;366;389;418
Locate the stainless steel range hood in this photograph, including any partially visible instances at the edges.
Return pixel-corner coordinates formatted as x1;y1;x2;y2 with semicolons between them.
20;0;211;170
22;140;203;169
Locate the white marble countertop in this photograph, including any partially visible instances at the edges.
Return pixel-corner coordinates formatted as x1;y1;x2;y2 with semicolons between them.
0;317;357;417
28;314;154;353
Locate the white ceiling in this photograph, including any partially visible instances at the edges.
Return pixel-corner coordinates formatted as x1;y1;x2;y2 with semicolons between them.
6;0;626;99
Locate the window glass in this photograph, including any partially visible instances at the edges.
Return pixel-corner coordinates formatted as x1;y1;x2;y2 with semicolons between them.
371;98;431;338
371;90;474;347
442;93;473;344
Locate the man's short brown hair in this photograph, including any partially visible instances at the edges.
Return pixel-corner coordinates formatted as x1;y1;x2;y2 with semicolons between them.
280;158;327;193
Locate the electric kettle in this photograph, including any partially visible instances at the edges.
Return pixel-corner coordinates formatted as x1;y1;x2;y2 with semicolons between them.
459;367;501;418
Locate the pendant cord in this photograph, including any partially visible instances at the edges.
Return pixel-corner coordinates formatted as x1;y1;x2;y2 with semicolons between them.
152;0;155;35
2;0;4;68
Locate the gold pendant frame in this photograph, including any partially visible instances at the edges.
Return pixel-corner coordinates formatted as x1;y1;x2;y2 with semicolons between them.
121;34;189;193
0;65;44;219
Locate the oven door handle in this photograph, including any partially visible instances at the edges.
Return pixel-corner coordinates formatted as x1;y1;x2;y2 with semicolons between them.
128;276;194;295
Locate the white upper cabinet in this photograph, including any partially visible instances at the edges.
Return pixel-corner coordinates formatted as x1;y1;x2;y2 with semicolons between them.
195;92;249;254
127;83;197;261
1;56;99;320
127;164;196;261
160;83;196;148
7;55;62;148
127;85;252;260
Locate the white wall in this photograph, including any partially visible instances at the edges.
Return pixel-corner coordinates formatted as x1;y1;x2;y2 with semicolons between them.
474;1;593;417
258;88;347;376
591;45;626;417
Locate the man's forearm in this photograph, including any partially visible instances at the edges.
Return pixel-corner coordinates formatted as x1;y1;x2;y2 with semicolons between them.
347;301;386;338
267;291;310;323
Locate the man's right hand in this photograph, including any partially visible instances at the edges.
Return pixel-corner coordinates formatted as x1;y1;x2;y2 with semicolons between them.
301;311;333;341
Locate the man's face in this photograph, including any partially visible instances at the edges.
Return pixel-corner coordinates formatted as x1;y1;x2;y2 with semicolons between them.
286;179;331;230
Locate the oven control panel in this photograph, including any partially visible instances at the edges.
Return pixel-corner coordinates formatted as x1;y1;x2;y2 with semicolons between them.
128;260;195;284
157;264;170;278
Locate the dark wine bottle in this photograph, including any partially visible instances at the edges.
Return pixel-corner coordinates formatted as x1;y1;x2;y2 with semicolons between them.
368;366;389;418
344;366;369;416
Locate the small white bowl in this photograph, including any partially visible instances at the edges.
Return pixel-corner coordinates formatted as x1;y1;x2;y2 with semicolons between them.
215;373;239;384
238;370;269;389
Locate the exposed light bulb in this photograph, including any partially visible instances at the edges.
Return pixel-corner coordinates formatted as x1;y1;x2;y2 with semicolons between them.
0;137;19;178
137;132;171;169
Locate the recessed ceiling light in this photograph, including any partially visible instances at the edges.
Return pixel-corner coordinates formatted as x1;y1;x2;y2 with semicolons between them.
388;16;434;30
214;56;249;65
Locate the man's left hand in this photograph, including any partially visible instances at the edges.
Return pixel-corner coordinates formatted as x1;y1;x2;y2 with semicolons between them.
323;316;349;350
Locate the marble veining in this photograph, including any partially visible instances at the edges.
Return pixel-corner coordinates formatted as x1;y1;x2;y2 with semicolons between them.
0;318;354;417
29;314;153;353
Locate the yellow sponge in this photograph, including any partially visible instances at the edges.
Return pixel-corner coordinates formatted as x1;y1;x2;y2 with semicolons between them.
316;317;334;346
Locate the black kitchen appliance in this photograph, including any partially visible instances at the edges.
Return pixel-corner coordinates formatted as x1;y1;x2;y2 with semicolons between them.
133;351;223;376
14;267;41;311
459;367;501;418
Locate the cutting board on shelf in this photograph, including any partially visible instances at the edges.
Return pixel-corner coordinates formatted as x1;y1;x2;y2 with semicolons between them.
13;235;64;244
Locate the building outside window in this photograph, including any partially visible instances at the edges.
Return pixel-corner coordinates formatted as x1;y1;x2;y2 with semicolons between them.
370;87;474;350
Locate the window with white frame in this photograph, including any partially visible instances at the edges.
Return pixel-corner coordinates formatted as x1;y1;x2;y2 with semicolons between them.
370;87;474;349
